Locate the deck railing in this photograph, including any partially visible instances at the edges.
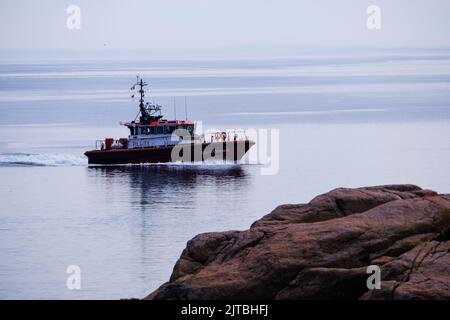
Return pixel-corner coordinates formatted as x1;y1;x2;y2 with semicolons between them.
94;129;250;150
203;129;249;143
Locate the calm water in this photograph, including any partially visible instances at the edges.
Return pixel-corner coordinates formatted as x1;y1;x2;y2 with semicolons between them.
1;50;450;299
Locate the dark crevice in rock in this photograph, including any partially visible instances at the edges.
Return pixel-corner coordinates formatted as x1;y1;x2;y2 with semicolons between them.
275;267;369;300
391;282;401;300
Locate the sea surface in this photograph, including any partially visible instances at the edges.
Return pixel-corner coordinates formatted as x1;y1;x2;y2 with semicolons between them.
1;49;450;299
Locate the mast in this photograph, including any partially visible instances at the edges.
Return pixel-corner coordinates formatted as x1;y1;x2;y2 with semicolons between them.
184;96;188;121
133;76;163;124
136;76;149;119
173;96;177;120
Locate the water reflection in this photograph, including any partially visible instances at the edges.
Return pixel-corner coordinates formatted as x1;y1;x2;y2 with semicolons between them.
87;163;249;193
86;164;251;219
84;164;252;297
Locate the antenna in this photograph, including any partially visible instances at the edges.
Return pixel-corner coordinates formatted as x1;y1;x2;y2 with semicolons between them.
173;96;177;120
184;96;188;121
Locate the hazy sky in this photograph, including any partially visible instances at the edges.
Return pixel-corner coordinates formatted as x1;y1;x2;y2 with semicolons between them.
1;0;450;54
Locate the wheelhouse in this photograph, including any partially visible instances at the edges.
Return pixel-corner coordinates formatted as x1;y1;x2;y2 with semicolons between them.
126;120;195;136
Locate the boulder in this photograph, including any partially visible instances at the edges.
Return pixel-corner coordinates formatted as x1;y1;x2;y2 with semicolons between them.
147;185;450;300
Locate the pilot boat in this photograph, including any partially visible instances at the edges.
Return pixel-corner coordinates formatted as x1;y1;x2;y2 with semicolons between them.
84;77;255;164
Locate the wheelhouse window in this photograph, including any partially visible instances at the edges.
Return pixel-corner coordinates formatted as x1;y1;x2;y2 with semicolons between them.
166;125;176;134
174;124;194;134
138;126;150;135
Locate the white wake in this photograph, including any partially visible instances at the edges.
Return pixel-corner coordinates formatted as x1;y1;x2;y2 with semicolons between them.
0;153;88;167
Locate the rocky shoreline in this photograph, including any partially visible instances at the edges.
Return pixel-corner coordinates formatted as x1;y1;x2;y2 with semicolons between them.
147;185;450;300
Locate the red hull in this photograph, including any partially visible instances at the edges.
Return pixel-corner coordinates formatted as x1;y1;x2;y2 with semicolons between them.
84;140;254;165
